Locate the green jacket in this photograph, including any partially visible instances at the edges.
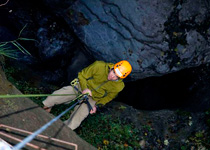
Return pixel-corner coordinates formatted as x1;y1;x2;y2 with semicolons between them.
78;61;125;105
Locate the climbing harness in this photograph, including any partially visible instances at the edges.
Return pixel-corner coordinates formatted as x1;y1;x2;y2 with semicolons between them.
71;78;93;111
70;78;81;96
70;78;79;87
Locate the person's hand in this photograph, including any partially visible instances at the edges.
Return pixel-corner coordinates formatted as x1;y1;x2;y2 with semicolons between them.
90;105;97;114
82;88;92;96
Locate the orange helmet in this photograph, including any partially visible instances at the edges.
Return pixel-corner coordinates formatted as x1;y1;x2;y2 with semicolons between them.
114;60;132;79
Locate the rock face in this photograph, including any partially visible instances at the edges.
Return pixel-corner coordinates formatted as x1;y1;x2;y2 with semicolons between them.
1;0;210;81
0;64;96;150
64;0;210;80
104;101;208;149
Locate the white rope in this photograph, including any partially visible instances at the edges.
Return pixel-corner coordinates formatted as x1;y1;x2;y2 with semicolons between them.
0;138;12;150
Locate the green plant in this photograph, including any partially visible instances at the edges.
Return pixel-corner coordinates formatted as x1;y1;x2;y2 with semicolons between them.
142;124;152;132
182;108;210;149
181;145;187;150
0;24;35;59
76;113;140;150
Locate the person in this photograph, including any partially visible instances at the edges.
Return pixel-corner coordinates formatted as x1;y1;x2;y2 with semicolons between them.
42;60;132;130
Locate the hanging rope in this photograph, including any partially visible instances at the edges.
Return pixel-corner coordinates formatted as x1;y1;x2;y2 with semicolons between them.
0;0;9;7
0;93;77;99
12;93;87;150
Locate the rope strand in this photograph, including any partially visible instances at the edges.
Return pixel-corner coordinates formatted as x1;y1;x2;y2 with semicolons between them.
0;93;77;99
0;0;9;7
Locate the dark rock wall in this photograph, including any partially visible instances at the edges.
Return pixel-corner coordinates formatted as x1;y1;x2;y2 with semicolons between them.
65;0;210;80
1;0;210;81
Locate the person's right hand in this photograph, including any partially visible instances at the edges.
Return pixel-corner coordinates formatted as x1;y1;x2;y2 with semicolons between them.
82;88;92;96
90;105;97;114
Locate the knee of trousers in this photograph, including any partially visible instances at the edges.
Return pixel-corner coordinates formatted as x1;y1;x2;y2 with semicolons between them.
42;86;78;107
64;103;91;130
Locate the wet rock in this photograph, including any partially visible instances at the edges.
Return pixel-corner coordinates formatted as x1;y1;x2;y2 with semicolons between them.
64;0;210;81
104;101;208;149
36;17;75;61
179;0;209;23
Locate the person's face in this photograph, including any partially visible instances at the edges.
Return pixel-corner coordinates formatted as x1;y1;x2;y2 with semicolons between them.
108;69;119;81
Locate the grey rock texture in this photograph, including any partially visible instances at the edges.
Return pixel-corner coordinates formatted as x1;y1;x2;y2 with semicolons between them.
64;0;210;80
36;16;75;61
104;101;207;149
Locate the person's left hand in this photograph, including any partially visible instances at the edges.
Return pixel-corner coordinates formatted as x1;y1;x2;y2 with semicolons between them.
82;88;92;96
90;105;97;114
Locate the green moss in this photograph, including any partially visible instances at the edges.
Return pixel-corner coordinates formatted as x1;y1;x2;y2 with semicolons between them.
3;99;18;111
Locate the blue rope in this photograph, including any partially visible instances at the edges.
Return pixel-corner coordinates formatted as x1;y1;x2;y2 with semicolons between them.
12;95;86;150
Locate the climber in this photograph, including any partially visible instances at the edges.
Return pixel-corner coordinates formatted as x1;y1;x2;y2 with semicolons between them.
42;60;132;130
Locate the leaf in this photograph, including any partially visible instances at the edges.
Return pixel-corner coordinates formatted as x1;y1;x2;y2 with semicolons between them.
195;132;203;138
173;32;178;36
18;24;27;37
118;105;126;110
189;121;193;126
103;139;109;145
174;48;178;52
0;42;8;47
164;139;169;146
18;38;37;41
12;41;31;55
181;146;187;150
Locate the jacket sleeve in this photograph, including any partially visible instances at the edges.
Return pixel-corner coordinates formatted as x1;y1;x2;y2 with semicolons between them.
95;82;124;105
95;91;119;105
78;61;99;91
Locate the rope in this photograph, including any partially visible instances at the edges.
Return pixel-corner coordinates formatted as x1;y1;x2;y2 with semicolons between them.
12;94;86;150
0;0;9;7
0;93;77;99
